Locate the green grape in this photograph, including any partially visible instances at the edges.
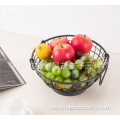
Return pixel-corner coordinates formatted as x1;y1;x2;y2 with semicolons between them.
83;53;88;56
71;69;80;79
61;65;67;70
75;60;84;70
64;61;75;70
80;55;88;64
55;76;63;82
85;63;92;71
45;58;54;63
88;55;94;63
52;66;61;75
46;72;55;83
40;70;47;76
99;58;103;61
72;79;79;82
83;54;94;63
63;79;72;89
95;66;102;73
92;59;103;69
40;70;47;80
62;69;70;78
41;77;46;80
53;62;59;66
86;67;96;78
45;63;54;72
54;76;64;85
39;59;48;71
79;73;88;87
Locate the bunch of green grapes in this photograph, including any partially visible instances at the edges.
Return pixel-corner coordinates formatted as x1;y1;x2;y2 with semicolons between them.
39;53;103;92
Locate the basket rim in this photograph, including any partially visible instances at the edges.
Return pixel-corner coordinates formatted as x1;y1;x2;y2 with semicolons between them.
30;34;109;84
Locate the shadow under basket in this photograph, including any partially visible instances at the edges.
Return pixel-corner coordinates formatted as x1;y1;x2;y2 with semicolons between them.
30;35;110;96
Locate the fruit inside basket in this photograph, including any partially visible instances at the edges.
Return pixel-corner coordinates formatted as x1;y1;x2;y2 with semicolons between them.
30;34;109;96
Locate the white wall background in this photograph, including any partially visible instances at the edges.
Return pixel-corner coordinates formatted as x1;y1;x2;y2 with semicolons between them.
0;5;120;54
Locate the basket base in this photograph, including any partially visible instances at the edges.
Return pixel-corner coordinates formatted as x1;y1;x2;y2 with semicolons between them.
52;88;86;96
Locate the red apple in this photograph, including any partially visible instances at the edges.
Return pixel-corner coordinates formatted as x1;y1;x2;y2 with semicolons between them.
49;37;70;49
71;34;93;53
52;44;75;64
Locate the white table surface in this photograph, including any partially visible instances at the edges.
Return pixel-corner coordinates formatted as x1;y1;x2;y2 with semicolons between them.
0;31;120;115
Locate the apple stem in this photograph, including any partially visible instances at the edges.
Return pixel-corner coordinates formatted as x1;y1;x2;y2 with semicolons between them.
60;45;63;48
39;47;41;49
84;34;86;38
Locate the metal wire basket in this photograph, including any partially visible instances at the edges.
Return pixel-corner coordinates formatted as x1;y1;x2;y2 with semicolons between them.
30;35;109;96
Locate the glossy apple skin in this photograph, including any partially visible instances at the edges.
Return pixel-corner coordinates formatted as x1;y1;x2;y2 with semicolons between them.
49;37;70;49
71;34;93;53
52;44;75;64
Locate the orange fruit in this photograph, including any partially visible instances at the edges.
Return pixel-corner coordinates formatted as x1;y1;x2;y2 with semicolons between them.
52;82;63;89
35;44;52;59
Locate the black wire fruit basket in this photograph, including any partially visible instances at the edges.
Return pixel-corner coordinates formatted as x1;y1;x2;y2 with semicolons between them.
30;35;109;96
